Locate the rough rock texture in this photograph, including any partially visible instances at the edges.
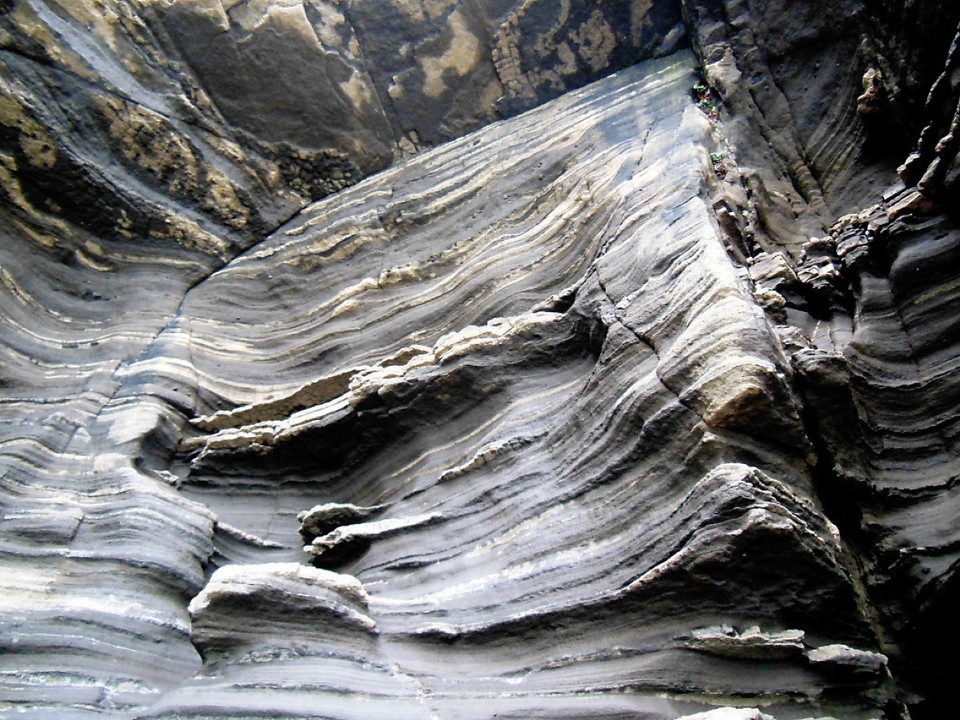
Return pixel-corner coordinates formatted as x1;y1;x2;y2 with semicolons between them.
0;0;684;239
1;2;959;720
678;3;960;717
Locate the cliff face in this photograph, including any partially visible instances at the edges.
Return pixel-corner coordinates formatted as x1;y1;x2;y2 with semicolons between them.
1;2;958;719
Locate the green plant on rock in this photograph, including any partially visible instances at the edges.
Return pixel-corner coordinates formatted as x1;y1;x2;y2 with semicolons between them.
709;151;728;178
693;82;722;122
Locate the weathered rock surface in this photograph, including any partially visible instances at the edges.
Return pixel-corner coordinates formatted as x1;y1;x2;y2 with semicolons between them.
1;2;959;720
0;0;684;242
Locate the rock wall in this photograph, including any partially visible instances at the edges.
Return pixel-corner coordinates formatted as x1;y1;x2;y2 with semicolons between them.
679;2;960;715
0;0;684;245
1;1;958;719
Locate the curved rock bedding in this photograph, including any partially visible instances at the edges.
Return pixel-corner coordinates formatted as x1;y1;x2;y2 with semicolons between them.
1;2;959;719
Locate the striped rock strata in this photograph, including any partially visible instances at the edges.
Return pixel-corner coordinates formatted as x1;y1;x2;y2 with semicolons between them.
2;50;895;718
2;2;960;720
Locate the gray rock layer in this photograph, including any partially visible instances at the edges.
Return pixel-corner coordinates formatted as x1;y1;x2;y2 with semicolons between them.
1;2;959;720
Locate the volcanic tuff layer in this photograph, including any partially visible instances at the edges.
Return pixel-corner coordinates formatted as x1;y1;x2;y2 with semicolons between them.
2;1;960;719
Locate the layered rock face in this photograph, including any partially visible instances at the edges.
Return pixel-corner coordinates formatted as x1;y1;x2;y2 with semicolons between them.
1;2;958;719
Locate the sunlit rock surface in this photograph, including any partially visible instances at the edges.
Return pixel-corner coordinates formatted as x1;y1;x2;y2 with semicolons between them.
2;2;960;719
